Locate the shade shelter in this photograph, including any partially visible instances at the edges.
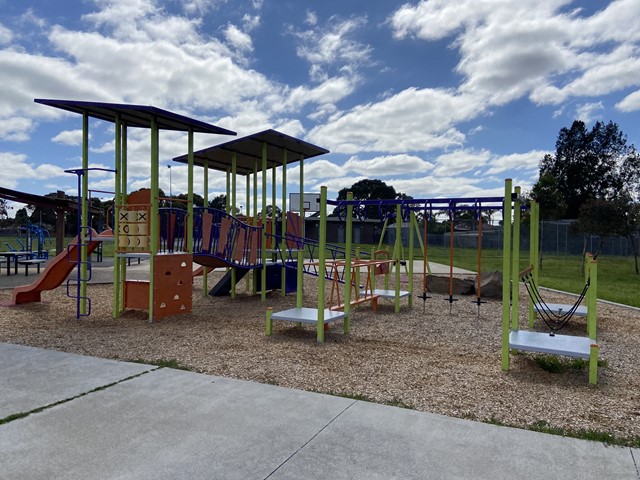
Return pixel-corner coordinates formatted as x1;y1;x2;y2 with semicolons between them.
173;129;329;299
34;99;235;321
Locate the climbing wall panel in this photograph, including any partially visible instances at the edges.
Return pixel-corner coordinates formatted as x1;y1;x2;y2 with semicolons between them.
152;253;193;319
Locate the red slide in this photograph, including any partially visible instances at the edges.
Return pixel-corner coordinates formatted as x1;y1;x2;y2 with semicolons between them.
11;236;103;305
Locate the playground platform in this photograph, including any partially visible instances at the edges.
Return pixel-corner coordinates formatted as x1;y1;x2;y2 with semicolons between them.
0;343;637;479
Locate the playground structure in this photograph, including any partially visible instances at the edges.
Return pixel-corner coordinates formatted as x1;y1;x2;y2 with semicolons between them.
7;224;51;259
7;104;601;383
0;186;101;257
16;100;342;322
15;99;236;321
267;186;509;343
500;181;600;384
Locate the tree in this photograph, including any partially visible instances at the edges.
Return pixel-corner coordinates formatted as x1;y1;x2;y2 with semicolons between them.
572;199;622;261
614;194;640;274
534;120;635;219
530;172;567;220
208;194;227;211
14;207;29;226
258;204;281;218
334;179;410;220
0;198;8;219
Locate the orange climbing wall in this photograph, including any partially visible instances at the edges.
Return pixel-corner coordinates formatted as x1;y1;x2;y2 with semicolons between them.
152;253;192;320
123;253;192;321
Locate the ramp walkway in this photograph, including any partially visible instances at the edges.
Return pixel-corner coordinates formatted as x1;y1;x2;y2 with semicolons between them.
0;343;637;480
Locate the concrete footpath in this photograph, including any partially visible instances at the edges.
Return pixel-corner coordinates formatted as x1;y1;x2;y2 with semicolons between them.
1;343;638;479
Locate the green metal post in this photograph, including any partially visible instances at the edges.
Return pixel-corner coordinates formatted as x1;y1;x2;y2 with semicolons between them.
588;258;598;384
511;186;521;330
187;129;194;253
118;125;128;314
148;116;159;322
231;153;237;299
501;179;513;371
261;142;267;301
266;307;272;336
344;192;353;333
377;218;388;251
528;201;539;327
589;344;599;385
80;112;89;316
394;204;402;313
203;160;209;296
226;168;231;213
299;157;304;236
317;186;328;343
113;115;121;319
296;250;304;308
281;149;287;296
587;259;597;340
252;160;258;294
371;246;376;291
408;211;415;308
246;171;251;291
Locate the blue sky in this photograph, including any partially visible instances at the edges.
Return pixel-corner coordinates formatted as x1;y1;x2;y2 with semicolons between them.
1;0;639;216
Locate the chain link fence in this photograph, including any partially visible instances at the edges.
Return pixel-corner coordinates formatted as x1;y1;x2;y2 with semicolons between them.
387;221;639;256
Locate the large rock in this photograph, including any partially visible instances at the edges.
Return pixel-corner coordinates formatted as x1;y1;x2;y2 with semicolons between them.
426;274;474;295
475;271;502;298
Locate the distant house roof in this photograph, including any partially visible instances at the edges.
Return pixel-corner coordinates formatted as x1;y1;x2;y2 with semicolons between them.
173;129;329;175
34;99;236;135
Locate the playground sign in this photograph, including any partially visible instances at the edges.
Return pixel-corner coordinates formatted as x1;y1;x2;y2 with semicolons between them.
289;193;320;213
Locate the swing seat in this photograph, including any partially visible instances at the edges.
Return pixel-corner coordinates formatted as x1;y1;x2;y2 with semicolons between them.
534;303;587;317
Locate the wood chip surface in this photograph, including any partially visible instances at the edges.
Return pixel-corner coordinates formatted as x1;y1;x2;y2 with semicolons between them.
1;271;639;440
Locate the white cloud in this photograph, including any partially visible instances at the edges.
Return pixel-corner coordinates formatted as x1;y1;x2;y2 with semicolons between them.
0;116;33;142
0;23;13;45
305;11;318;27
433;149;491;177
290;14;372;82
343;154;433;175
224;23;253;52
52;129;86;146
308;87;477;154
575;101;604;124
0;152;31;188
389;0;640;109
242;14;260;32
485;150;549;175
616;90;640;112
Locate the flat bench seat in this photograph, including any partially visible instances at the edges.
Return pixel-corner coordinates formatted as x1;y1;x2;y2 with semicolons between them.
360;288;410;299
270;307;346;325
509;330;593;359
534;303;587;316
17;259;47;275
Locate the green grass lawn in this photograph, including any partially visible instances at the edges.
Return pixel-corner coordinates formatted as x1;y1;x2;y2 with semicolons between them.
415;245;640;308
356;242;638;308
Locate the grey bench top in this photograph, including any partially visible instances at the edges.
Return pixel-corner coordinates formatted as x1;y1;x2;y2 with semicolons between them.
271;307;346;324
18;259;47;264
360;288;410;299
509;330;595;359
534;302;587;316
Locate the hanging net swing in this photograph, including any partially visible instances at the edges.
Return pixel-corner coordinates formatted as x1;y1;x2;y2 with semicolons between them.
520;266;590;335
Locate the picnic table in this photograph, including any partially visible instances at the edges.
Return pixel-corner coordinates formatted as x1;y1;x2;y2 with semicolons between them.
17;258;47;276
0;252;28;275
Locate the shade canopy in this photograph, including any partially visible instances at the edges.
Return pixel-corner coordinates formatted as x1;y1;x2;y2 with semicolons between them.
34;99;236;135
172;129;329;175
